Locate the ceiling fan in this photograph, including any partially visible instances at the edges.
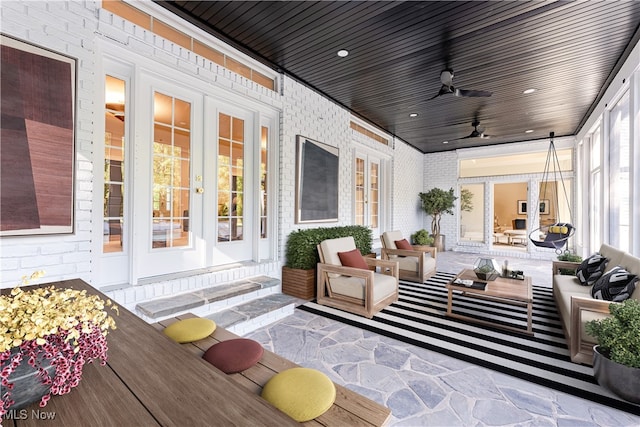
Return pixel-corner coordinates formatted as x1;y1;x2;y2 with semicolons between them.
460;120;490;139
429;69;493;100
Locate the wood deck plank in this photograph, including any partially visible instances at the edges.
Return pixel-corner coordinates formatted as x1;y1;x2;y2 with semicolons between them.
154;314;391;426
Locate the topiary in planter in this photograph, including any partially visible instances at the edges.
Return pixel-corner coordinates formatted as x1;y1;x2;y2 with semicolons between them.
284;225;372;270
282;226;373;299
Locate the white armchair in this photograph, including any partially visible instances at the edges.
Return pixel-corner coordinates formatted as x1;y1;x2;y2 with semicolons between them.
380;231;437;283
316;236;399;319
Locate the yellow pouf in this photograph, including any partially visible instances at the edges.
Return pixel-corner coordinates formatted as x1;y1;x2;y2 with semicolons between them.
261;367;336;422
163;318;216;343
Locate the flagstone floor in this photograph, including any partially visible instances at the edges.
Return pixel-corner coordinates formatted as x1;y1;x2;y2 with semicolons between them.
246;251;640;426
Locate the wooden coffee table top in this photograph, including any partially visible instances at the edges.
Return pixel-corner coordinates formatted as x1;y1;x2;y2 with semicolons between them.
448;268;532;302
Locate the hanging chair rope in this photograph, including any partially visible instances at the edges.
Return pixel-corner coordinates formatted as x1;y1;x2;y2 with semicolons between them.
528;132;575;253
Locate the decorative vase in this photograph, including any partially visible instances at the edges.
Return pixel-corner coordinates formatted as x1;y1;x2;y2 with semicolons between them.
1;348;56;410
593;345;640;404
473;257;501;281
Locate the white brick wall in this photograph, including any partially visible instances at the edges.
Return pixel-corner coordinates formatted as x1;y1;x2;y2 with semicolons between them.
422;151;459;250
392;139;425;239
0;0;427;288
0;0;99;288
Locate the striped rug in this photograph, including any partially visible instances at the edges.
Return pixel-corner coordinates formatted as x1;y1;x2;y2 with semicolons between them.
298;271;640;415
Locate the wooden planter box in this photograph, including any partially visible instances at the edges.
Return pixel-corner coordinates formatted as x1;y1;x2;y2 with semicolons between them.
281;266;316;299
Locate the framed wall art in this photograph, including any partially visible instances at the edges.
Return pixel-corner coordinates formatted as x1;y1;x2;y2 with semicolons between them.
539;199;550;215
517;200;527;215
0;34;76;236
295;135;339;223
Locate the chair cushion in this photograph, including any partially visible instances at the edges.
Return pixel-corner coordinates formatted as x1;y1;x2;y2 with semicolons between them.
576;253;608;286
591;266;638;302
394;239;412;250
163;318;216;343
319;236;356;266
382;231;403;249
261;367;336;422
329;273;397;302
338;249;368;270
202;338;264;374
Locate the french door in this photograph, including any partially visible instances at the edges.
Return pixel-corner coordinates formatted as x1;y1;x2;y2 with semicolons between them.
133;76;206;278
354;150;382;237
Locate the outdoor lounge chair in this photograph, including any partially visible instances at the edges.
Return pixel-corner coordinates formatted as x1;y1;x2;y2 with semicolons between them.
380;231;437;283
316;236;399;318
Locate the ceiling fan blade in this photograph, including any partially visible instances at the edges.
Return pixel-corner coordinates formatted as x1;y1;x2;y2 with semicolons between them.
429;84;455;100
455;88;493;97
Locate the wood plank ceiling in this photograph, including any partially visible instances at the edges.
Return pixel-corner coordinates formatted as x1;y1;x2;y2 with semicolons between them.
156;1;640;153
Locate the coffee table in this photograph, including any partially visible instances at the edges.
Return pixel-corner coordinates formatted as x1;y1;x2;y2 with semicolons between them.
446;268;533;335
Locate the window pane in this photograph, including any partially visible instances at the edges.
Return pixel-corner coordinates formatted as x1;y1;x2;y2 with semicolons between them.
608;92;630;251
152;92;191;248
218;113;244;242
104;75;126;253
260;126;268;238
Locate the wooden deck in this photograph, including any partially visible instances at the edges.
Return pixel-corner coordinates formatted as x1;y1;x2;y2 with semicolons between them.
154;314;392;426
3;279;298;427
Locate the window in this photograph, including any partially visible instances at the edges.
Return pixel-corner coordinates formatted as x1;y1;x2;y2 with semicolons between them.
608;92;630;251
103;76;126;253
217;113;244;242
354;153;381;233
590;126;602;253
259;126;268;238
152;92;191;248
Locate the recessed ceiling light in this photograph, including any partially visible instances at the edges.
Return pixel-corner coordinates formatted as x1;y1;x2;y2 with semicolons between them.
337;49;349;57
523;88;536;94
409;113;418;118
525;129;534;133
442;141;449;144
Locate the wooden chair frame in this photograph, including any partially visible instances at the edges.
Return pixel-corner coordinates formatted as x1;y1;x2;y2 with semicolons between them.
316;244;399;319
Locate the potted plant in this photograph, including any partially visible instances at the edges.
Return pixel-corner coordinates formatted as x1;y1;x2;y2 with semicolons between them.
418;187;457;252
585;298;640;403
556;252;583;275
411;229;434;250
282;226;373;299
0;271;118;414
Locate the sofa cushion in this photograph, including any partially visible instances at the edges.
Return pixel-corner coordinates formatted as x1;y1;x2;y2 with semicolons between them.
591;266;638;302
576;253;608;286
599;243;626;274
338;249;368;270
394;239;412;250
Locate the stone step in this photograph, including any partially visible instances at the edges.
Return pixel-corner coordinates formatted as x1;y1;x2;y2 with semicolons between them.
206;293;301;336
135;275;280;322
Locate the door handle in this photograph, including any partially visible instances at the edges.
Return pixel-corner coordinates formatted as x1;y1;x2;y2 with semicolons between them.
196;187;204;194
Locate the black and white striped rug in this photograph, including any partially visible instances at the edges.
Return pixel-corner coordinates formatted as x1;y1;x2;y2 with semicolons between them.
298;272;640;415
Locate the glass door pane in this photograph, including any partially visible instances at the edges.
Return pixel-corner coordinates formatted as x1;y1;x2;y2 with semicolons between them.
460;184;484;242
104;76;125;253
217;113;244;242
152;92;191;248
355;157;365;225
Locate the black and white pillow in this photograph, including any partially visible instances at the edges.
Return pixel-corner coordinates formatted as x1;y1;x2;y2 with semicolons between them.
591;266;638;302
576;253;608;286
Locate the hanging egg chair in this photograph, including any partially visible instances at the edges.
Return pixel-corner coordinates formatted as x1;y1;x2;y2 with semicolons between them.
528;132;575;253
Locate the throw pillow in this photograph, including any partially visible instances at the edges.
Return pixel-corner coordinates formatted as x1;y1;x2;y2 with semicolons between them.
337;249;368;270
394;239;412;250
576;253;608;286
591;266;638;302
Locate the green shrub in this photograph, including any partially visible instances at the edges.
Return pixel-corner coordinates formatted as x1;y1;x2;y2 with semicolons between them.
411;229;434;246
284;225;373;270
586;299;640;368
